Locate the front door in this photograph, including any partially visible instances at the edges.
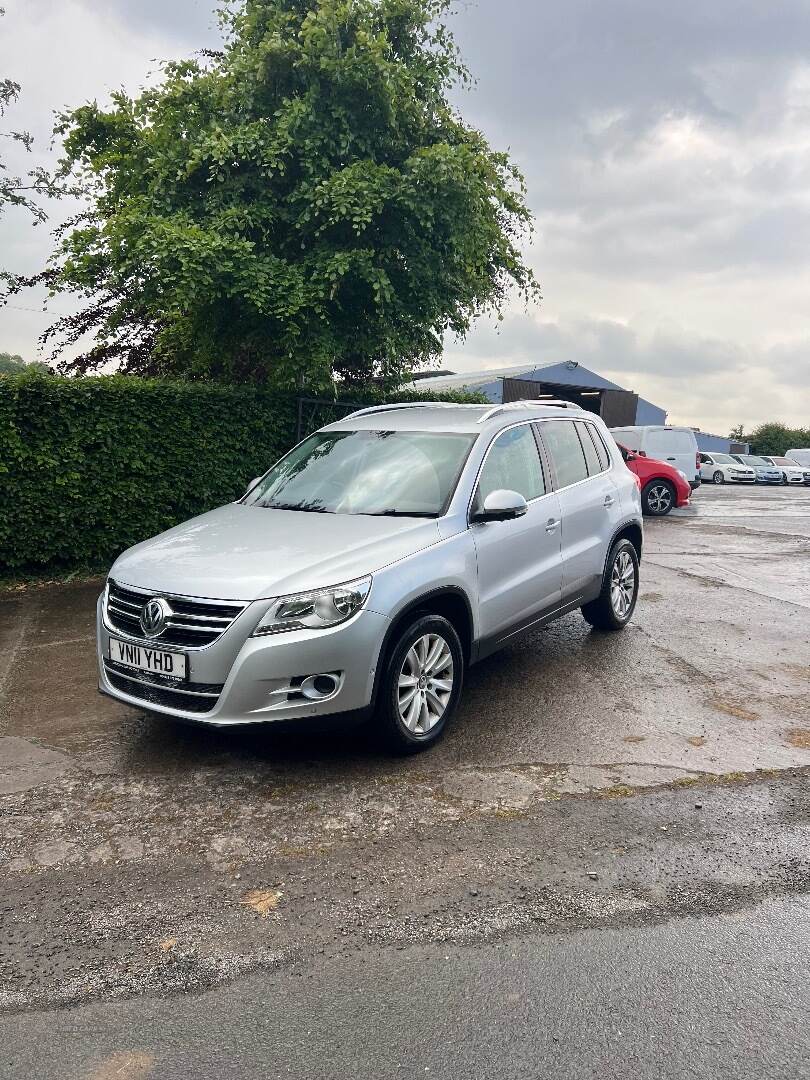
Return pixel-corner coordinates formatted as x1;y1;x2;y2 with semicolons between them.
471;422;563;647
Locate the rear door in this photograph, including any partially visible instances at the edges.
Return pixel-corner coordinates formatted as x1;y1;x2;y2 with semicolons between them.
537;418;622;603
471;422;563;646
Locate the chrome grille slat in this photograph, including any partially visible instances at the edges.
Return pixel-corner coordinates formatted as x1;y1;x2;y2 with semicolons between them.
107;580;246;648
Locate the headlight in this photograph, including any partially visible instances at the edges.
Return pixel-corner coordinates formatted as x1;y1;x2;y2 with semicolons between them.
252;576;372;636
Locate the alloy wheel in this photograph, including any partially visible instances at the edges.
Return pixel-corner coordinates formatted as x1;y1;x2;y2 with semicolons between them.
647;484;672;513
397;633;454;734
610;550;636;620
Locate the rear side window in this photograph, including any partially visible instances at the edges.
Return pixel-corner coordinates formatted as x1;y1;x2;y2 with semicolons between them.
540;420;589;488
580;422;610;472
575;421;602;475
476;424;546;504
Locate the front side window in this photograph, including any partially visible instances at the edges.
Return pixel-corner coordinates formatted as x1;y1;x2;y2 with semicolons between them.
245;430;476;517
540;420;589;488
475;424;546;506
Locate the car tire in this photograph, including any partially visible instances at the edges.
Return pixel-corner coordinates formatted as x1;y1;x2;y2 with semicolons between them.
781;473;788;485
641;479;675;516
377;614;464;753
712;471;724;485
582;538;640;632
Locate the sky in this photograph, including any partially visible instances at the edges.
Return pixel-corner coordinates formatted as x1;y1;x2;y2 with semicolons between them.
1;0;810;433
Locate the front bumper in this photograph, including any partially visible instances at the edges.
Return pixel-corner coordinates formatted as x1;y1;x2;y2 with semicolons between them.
97;595;390;726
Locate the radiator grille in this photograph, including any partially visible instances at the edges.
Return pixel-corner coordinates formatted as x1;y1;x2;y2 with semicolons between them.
106;579;246;647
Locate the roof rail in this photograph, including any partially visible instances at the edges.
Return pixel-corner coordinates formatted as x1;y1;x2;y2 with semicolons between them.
476;399;579;424
343;401;477;420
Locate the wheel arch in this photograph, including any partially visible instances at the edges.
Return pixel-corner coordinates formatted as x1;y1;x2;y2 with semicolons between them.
369;587;474;710
608;520;643;566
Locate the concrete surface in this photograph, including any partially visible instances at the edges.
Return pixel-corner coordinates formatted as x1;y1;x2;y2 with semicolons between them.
1;485;809;1076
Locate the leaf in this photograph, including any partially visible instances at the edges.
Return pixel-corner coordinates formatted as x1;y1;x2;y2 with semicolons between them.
240;888;283;918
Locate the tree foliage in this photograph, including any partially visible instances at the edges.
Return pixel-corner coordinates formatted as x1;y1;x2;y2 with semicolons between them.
13;0;540;387
0;350;50;374
742;422;810;457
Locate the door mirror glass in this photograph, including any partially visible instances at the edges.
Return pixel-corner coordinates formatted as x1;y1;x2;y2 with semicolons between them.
472;489;528;523
245;477;262;495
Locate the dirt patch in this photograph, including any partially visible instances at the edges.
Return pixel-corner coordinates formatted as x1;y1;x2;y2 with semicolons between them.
623;735;647;744
639;592;664;603
785;728;810;750
708;698;760;723
686;736;706;747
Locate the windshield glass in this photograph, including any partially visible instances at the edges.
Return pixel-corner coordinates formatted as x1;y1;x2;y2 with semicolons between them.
740;455;767;466
244;430;477;516
772;457;793;465
712;454;735;464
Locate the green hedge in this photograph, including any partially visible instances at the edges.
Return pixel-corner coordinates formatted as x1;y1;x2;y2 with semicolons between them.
0;373;485;575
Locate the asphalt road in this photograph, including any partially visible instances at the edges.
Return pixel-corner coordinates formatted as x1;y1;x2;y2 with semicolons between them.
4;893;809;1080
1;484;809;1077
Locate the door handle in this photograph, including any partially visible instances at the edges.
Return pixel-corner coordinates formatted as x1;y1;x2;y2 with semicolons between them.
603;495;615;508
545;518;559;533
667;457;676;461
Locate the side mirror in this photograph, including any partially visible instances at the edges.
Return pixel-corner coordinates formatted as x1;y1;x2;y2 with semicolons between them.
471;488;528;523
637;450;647;457
245;476;262;496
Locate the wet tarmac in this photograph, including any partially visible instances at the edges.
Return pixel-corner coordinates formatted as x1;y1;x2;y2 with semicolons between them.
1;484;809;1016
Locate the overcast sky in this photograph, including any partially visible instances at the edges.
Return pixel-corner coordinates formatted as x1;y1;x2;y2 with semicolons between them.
2;0;810;432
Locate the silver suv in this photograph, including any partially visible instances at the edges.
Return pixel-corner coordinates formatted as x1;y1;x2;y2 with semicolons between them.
98;401;642;751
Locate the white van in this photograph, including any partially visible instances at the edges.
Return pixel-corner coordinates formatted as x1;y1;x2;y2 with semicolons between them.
786;448;810;469
609;425;700;488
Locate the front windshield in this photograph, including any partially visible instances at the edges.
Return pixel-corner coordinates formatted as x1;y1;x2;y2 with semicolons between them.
244;430;477;517
740;455;767;466
712;454;735;464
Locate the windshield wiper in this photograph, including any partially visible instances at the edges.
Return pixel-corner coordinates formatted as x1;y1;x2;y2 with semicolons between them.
264;502;334;513
368;510;437;518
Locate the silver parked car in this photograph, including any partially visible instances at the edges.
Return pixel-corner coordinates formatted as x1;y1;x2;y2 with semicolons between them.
98;401;643;751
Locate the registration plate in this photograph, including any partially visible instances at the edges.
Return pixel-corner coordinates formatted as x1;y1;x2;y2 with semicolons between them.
109;637;187;679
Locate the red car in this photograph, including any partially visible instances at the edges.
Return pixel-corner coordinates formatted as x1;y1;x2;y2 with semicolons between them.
617;443;691;517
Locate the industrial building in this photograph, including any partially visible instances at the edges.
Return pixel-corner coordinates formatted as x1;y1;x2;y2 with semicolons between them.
411;361;746;454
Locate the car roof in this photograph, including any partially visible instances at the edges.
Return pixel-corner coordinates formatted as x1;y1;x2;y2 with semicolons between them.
323;400;588;435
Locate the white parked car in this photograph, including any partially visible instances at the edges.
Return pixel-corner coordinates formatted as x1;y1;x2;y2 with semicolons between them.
699;453;756;485
761;456;810;486
609;425;700;489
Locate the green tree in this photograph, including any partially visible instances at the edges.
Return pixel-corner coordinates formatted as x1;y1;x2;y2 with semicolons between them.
0;350;50;374
748;422;810;457
15;0;539;388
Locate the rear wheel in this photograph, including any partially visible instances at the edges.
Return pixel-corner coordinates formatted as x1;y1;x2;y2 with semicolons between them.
712;470;724;485
377;614;464;753
582;539;640;631
641;479;675;516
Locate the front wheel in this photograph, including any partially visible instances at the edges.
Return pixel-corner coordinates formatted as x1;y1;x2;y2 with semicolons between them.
781;473;788;485
642;480;675;516
582;539;640;631
712;471;724;485
377;614;464;753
